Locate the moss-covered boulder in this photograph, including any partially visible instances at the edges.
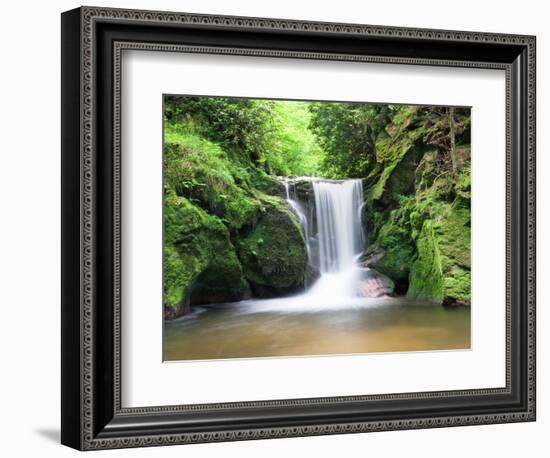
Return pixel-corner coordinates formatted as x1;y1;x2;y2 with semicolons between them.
163;132;261;231
361;105;472;305
366;107;428;204
407;205;471;305
164;193;249;319
250;171;285;197
437;204;471;305
369;210;416;292
237;196;308;297
407;219;444;302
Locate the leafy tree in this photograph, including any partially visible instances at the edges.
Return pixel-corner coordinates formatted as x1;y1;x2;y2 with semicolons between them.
165;96;326;177
420;106;471;178
308;102;391;178
165;96;278;170
271;101;324;176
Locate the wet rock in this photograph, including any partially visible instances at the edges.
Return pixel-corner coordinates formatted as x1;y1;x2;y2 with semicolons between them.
357;267;395;297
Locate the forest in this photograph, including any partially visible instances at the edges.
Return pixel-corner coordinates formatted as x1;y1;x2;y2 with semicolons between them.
163;95;471;319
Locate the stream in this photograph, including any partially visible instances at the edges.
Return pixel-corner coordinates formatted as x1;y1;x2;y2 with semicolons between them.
164;298;470;360
164;177;470;361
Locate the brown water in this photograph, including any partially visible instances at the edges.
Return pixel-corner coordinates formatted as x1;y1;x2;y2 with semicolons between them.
164;297;470;361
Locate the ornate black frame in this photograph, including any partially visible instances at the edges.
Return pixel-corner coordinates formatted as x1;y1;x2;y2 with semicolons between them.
61;6;536;450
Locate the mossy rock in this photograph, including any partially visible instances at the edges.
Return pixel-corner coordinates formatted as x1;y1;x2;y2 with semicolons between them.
407;205;471;305
250;171;285;197
407;219;444;302
454;149;471;204
237;196;308;297
163;194;249;318
370;211;416;289
383;147;423;205
436;203;471;305
163;130;261;231
366;110;428;204
190;250;251;305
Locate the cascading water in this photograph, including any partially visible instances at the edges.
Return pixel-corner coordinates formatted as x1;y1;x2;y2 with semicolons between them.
312;180;364;273
230;177;370;313
166;176;470;360
191;176;386;315
283;179;311;257
305;179;364;300
280;177;365;305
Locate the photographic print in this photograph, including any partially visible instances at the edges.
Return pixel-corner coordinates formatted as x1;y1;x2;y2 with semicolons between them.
61;8;536;448
163;95;471;361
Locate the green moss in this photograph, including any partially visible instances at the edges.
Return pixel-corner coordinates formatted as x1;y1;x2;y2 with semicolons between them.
442;268;470;305
162;123;312;310
164;244;189;307
413;149;438;191
407;220;444;302
408;209;424;240
367;161;398;201
363;107;471;304
454;148;471;203
190;247;250;305
237;196;308;295
406;204;471;305
249;171;284;197
436;204;471;305
164;126;261;230
367;110;429;204
374;128;414;164
385;148;423;203
161;100;471;314
163;193;249;314
370;209;416;284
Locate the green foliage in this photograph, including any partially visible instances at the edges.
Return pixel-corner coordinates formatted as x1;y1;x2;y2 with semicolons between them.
164;193;219;308
162;97;323;314
165;96;325;176
165;95;277;168
271;101;324;176
164;126;259;230
308;102;391;178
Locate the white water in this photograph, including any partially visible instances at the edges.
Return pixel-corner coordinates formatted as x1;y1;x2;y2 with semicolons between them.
307;179;364;300
172;177;372;315
313;180;364;272
283;179;311;257
252;178;366;312
166;179;471;361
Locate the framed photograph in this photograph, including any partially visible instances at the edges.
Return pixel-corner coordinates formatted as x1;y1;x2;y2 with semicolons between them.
61;6;536;450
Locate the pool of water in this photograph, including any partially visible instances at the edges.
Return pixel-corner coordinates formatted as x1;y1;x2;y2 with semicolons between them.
163;297;470;361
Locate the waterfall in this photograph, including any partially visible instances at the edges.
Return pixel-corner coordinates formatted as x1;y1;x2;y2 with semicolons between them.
284;178;365;301
283;179;310;257
312;180;364;273
233;177;381;313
